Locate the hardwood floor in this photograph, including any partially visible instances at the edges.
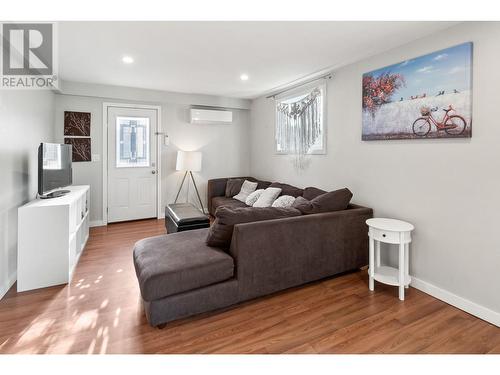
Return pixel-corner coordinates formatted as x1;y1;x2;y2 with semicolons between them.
0;219;498;354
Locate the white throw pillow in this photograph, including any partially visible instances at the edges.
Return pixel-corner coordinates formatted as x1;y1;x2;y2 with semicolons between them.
233;180;258;203
272;195;296;208
253;187;282;208
245;189;264;206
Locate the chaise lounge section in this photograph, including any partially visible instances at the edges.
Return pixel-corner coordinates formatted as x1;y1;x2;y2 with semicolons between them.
134;177;373;327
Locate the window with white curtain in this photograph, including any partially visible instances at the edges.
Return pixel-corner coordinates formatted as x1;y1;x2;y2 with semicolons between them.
275;82;326;166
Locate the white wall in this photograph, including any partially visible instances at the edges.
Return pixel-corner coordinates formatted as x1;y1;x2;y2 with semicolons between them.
55;81;251;224
0;90;55;299
54;95;104;224
250;22;500;321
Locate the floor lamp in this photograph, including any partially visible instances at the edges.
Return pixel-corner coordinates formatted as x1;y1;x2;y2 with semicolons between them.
174;150;206;214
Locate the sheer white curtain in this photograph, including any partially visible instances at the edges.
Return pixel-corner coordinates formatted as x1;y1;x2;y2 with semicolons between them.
275;85;324;169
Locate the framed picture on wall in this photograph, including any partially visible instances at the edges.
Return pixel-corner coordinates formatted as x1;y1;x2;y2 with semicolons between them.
362;42;473;140
64;137;91;162
64;110;92;162
64;111;91;137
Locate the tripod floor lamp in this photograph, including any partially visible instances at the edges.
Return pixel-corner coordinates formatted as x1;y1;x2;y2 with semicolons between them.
174;150;206;214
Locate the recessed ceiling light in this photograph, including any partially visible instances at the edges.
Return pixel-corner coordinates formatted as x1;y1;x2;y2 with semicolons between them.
122;56;134;64
240;74;249;81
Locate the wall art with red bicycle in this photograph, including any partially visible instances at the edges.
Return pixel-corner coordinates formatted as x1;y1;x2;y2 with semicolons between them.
362;42;472;140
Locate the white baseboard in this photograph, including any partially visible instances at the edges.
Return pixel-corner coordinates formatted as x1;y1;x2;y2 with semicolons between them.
89;220;104;227
0;272;17;300
91;216;169;226
411;277;500;327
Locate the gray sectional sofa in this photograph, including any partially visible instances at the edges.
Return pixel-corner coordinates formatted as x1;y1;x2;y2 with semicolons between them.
133;177;373;327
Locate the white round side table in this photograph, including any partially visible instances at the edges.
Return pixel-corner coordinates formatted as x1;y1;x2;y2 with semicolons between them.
366;218;415;301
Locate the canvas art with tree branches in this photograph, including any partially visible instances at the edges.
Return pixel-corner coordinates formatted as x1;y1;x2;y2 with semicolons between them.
64;111;91;136
64;138;91;162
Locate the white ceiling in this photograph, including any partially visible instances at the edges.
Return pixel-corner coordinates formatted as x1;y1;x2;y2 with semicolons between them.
59;22;458;99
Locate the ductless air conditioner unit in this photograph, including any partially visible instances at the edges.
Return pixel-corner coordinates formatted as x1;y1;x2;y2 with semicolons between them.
190;108;233;124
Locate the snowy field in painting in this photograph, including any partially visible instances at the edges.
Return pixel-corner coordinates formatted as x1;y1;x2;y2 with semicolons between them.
362;91;472;140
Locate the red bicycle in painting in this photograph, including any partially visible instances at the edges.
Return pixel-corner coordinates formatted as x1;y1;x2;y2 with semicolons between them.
412;105;467;136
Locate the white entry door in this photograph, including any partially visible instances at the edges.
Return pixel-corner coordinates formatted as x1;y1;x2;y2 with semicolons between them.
107;106;158;223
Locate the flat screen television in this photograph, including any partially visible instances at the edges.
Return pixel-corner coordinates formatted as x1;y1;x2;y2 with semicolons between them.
38;143;73;198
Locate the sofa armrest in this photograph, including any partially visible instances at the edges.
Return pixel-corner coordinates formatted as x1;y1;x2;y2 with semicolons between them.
228;206;373;300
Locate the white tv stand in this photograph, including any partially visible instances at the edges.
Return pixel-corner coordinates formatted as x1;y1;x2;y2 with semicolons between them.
17;185;90;292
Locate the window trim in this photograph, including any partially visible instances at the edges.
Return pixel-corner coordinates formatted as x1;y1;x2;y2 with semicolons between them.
274;82;327;155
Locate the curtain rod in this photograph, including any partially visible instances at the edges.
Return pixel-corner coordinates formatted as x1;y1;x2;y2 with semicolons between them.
266;72;333;99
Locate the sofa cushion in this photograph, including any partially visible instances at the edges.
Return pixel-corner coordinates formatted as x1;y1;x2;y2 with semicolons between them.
255;180;272;190
270;182;303;197
253;187;282;207
206;206;302;248
292;188;353;215
225;178;244;197
212;196;247;213
233;180;258;202
133;228;234;301
303;187;327;200
292;196;310;210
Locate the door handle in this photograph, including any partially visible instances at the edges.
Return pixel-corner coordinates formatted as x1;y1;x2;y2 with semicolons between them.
152;170;156;174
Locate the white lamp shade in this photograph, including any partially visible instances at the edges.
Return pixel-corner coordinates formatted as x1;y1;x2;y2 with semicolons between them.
176;150;202;172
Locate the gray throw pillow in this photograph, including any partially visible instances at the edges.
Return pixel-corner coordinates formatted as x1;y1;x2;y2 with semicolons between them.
206;206;301;248
292;196;310;210
292;188;353;214
225;178;244;197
